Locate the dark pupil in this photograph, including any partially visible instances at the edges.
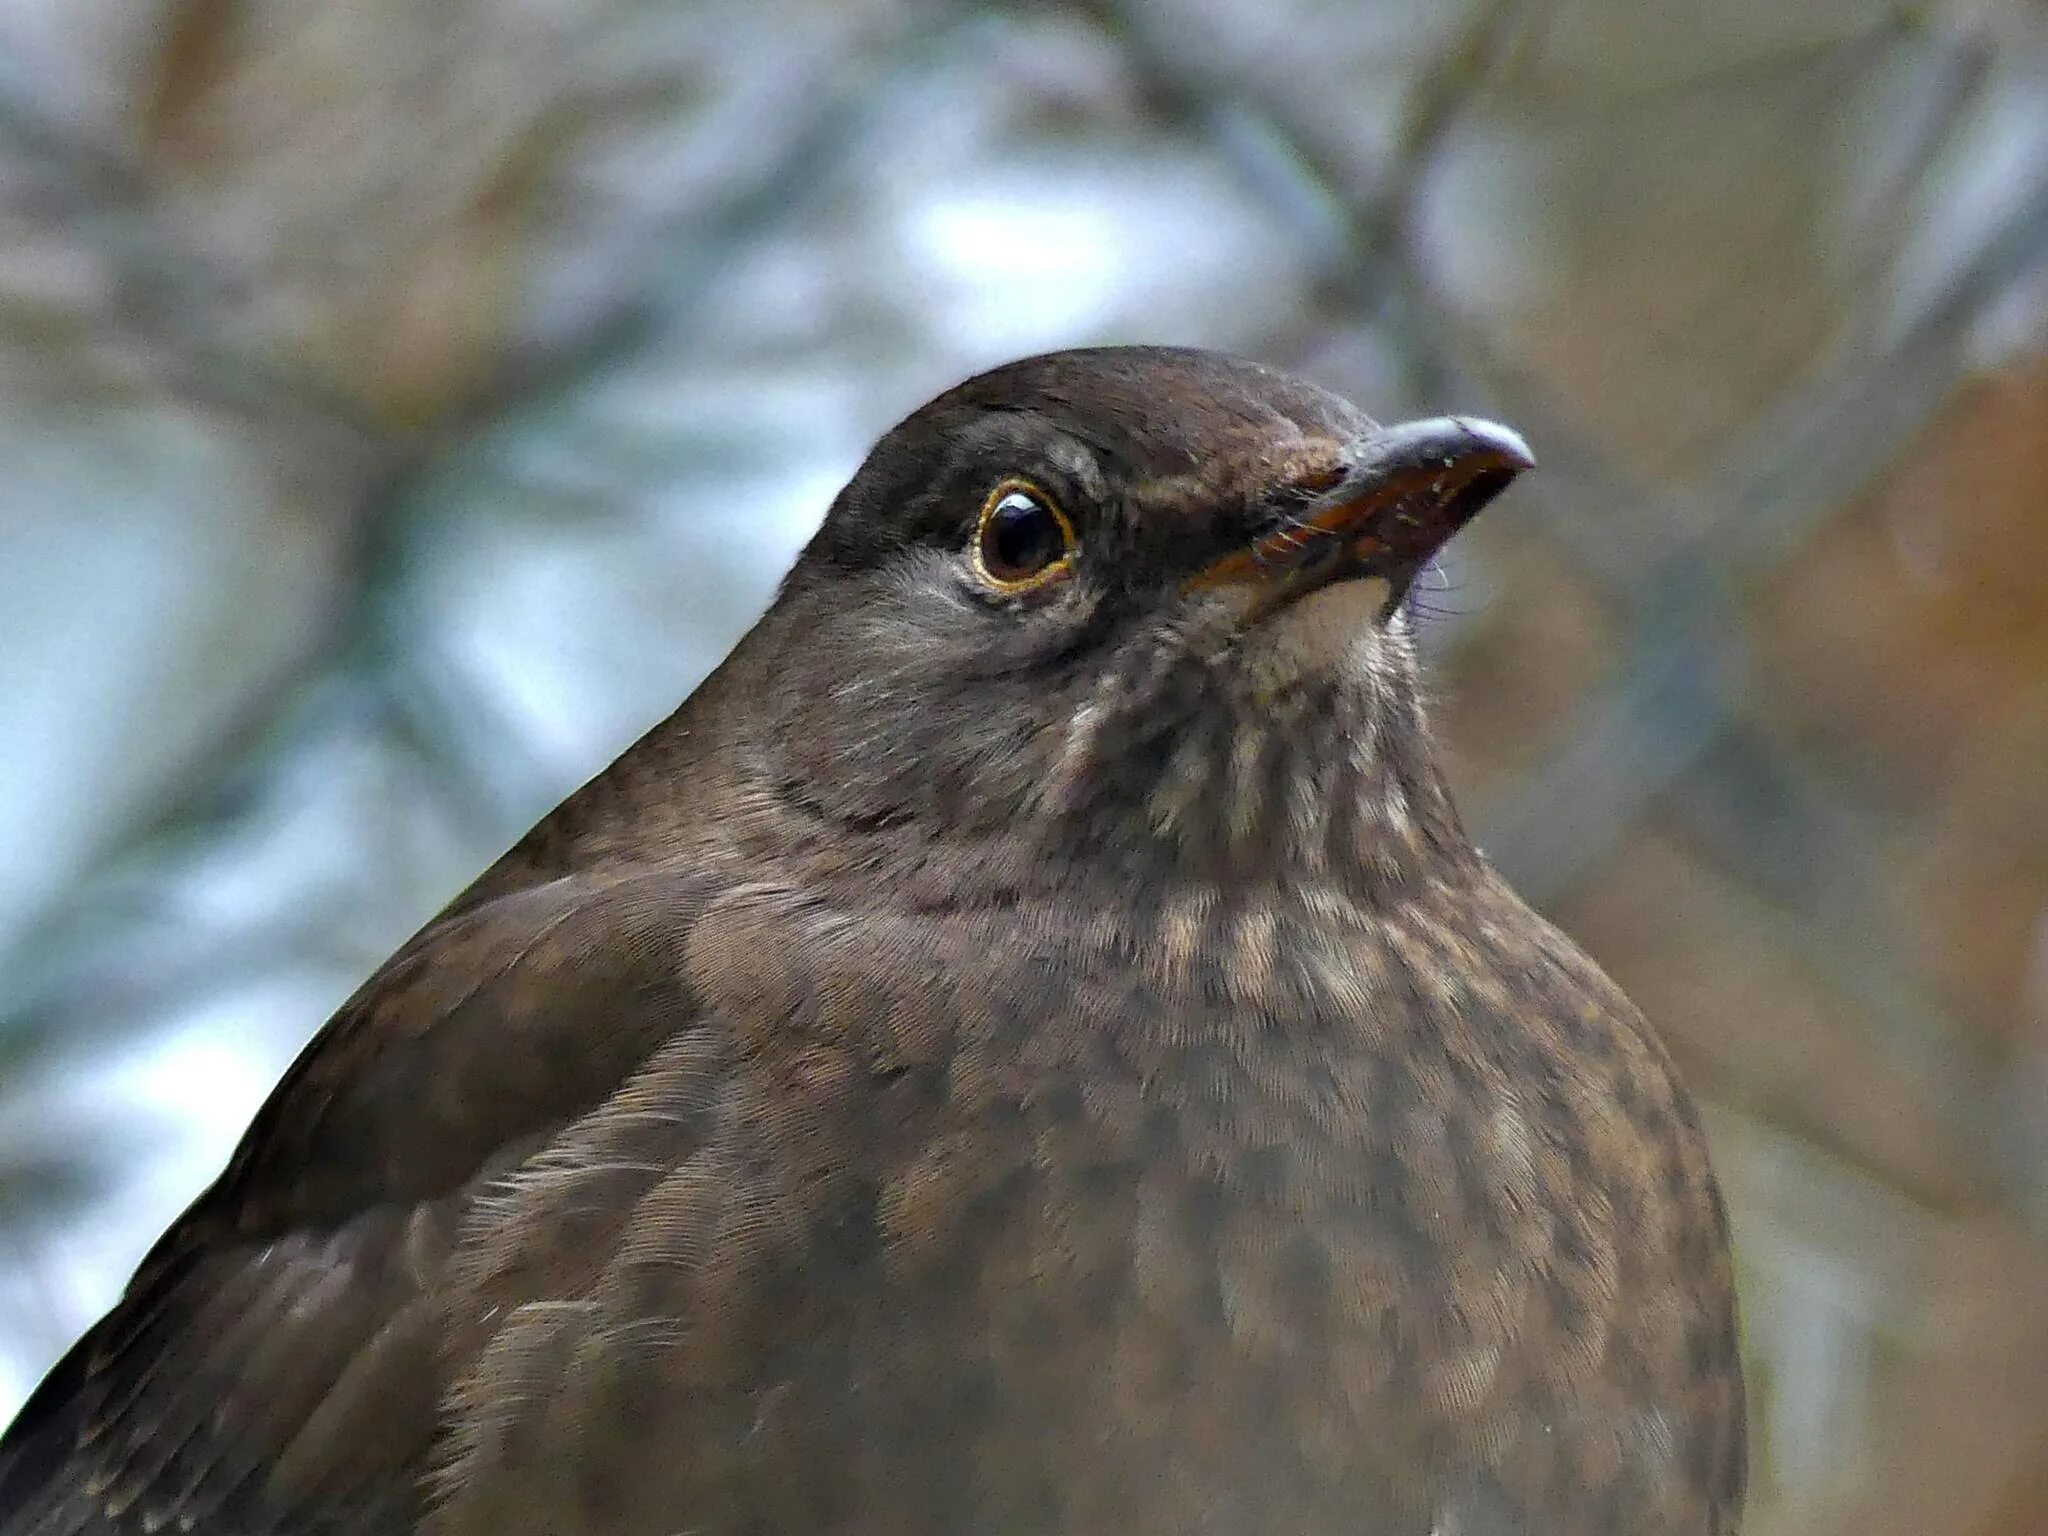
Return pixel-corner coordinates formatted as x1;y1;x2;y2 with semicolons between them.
984;493;1063;579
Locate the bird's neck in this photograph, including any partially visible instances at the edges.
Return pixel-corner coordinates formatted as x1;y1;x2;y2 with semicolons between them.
722;645;1482;912
1031;654;1478;904
517;623;1482;917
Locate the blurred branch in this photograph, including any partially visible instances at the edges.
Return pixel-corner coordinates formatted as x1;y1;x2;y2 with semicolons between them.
1670;730;2013;1208
427;11;973;454
0;55;396;465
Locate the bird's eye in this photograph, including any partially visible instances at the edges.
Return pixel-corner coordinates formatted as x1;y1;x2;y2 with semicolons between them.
972;481;1077;593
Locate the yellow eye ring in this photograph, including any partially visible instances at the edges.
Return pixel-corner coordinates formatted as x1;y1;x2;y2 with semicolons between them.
971;479;1078;594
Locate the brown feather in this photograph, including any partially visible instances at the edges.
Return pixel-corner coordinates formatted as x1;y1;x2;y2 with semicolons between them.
0;347;1742;1536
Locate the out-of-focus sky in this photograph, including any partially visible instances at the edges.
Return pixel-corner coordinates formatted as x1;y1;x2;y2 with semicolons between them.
3;3;2047;1532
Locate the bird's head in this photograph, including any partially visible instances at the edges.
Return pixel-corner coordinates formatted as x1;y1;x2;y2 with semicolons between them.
735;346;1531;894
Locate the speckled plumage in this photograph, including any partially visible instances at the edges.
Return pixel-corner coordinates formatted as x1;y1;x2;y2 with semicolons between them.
0;347;1744;1536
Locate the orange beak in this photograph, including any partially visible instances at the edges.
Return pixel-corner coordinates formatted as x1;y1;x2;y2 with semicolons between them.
1186;416;1534;598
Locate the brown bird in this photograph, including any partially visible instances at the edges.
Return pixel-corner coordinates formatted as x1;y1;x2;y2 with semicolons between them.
0;346;1744;1536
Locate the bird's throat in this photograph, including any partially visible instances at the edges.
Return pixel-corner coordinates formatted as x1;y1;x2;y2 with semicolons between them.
1234;575;1396;699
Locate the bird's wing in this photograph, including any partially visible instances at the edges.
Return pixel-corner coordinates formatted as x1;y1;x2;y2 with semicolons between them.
0;867;712;1536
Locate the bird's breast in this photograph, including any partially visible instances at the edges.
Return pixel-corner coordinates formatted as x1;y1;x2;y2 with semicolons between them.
646;873;1744;1533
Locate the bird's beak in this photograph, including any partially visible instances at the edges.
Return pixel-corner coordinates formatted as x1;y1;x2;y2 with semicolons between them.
1185;416;1534;609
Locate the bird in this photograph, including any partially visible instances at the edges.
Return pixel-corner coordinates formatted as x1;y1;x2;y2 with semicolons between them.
0;345;1744;1536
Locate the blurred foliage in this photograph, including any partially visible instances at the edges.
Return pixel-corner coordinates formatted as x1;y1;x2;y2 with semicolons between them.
2;1;2046;1531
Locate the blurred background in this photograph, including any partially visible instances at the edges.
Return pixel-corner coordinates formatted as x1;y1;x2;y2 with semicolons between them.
1;0;2046;1530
